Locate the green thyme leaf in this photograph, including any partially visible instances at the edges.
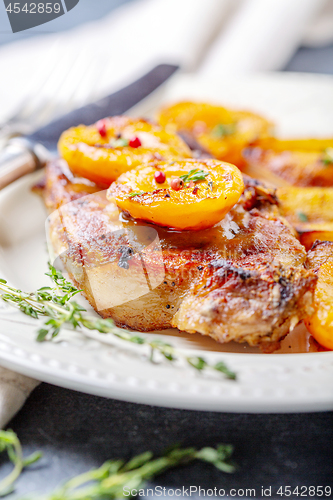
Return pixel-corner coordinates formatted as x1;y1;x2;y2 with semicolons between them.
36;329;49;342
127;191;146;198
297;211;309;222
196;444;236;473
187;356;207;371
22;451;43;468
214;361;237;380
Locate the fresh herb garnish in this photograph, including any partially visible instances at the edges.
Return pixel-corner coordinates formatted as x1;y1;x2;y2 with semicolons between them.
127;191;147;198
43;445;235;499
296;211;309;222
0;264;236;380
0;430;235;498
0;430;42;497
322;147;333;166
179;169;210;185
112;138;130;148
211;123;236;138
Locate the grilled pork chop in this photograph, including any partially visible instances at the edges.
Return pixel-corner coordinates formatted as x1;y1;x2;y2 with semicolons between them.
35;159;317;351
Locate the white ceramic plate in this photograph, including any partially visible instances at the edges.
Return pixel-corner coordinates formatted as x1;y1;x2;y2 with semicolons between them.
0;72;332;413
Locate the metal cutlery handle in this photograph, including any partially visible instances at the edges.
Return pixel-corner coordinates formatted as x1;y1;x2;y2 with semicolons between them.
0;139;50;190
0;64;179;190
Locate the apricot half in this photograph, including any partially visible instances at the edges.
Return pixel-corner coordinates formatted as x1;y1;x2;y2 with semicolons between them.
107;159;244;230
158;101;272;167
305;260;333;350
58;116;192;187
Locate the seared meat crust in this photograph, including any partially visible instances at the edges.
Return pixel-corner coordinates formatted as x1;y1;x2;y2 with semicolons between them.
37;159;316;349
305;241;333;270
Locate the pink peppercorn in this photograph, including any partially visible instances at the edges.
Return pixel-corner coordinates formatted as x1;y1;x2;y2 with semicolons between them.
129;136;142;148
154;171;166;184
96;120;107;138
170;178;183;191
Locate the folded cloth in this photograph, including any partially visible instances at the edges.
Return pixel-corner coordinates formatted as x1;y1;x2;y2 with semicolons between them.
303;0;333;47
199;0;328;75
0;367;39;428
0;0;234;121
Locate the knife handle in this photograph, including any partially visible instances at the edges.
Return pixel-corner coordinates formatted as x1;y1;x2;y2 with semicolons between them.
0;138;50;190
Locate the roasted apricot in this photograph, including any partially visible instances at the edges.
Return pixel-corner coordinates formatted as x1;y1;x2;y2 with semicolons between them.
305;260;333;350
58;116;192;187
107;159;244;230
158;101;272;167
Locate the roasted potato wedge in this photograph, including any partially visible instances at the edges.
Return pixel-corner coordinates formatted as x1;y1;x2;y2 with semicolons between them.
277;187;333;233
254;137;333;153
107;159;244;230
158;101;273;167
58;117;192;187
242;139;333;187
304;241;333;350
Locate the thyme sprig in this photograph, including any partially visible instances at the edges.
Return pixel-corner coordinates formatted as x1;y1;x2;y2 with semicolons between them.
0;265;236;380
39;444;235;500
0;430;235;499
179;169;210;185
0;430;42;497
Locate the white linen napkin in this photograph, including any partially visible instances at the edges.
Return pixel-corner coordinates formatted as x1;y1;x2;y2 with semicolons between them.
0;0;234;122
0;0;331;426
199;0;327;75
303;0;333;47
0;367;39;427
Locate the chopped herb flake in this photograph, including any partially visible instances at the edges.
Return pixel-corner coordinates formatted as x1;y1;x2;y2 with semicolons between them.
127;191;146;198
211;123;236;138
179;169;210;185
112;137;130;148
322;147;333;166
297;211;308;222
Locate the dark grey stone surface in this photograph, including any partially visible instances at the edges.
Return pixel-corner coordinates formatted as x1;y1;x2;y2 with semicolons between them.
2;384;333;498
